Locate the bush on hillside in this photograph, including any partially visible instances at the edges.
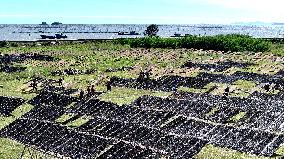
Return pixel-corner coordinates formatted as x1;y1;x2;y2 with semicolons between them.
116;34;271;52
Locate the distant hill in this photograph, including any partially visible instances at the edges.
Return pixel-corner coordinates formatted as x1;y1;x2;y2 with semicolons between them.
231;22;272;26
272;23;284;25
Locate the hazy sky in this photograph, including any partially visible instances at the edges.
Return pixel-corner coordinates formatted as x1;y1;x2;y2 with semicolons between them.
0;0;283;24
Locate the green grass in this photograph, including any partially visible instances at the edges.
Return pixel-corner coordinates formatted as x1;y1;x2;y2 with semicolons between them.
206;107;219;117
196;144;274;159
228;80;257;97
233;80;256;90
55;114;76;123
98;87;171;105
228;112;246;123
276;146;284;156
107;71;138;79
0;104;56;159
0;72;38;99
66;115;92;128
0;117;16;131
0;138;58;159
270;43;284;56
178;86;208;94
0;104;34;130
0;138;26;159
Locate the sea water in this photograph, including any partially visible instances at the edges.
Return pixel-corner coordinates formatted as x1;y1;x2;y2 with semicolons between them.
0;24;284;41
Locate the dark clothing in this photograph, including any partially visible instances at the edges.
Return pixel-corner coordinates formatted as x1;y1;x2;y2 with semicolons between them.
90;86;95;95
107;82;111;91
58;78;63;86
79;90;84;99
224;87;230;93
30;79;37;91
137;72;145;82
87;87;91;94
264;84;270;92
137;70;151;83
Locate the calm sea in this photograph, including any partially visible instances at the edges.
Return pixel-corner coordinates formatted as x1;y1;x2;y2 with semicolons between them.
0;24;284;41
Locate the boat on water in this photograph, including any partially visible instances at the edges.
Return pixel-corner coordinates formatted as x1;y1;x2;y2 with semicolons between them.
39;22;48;25
40;35;55;39
118;31;140;35
51;22;63;25
40;34;67;39
170;33;192;37
170;33;183;37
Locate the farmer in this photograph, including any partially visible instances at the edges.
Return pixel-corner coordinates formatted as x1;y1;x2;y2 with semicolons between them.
137;69;152;83
90;85;96;95
30;78;37;92
137;71;145;82
223;86;230;96
79;90;84;99
87;86;91;95
58;77;64;86
144;69;151;81
106;81;111;91
263;83;270;92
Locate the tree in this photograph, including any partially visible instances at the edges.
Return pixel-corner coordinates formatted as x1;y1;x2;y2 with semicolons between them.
144;24;159;36
0;41;7;47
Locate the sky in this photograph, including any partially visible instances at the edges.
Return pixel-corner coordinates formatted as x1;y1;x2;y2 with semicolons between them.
0;0;283;24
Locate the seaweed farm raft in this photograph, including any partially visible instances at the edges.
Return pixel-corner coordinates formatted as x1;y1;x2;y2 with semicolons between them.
1;41;284;159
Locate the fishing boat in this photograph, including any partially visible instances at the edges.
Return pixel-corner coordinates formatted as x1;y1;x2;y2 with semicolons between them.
171;33;182;37
40;35;55;39
40;33;67;39
55;34;67;39
118;31;140;35
51;22;63;25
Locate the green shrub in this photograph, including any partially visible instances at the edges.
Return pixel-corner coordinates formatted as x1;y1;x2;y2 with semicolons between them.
115;34;271;52
10;42;19;47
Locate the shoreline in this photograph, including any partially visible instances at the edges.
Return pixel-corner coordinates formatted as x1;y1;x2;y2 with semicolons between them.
2;37;284;43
